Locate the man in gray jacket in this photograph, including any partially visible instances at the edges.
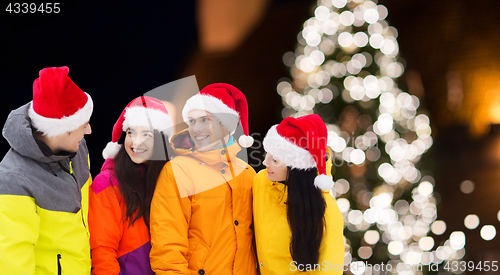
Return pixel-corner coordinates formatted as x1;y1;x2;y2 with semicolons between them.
0;66;94;274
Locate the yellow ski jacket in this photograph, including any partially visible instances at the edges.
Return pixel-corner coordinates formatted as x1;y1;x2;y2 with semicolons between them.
253;169;344;274
0;103;91;275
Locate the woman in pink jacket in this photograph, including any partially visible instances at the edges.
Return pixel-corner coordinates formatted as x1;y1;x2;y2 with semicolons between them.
89;96;173;274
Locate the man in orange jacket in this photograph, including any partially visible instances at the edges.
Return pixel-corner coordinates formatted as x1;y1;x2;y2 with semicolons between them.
150;83;257;275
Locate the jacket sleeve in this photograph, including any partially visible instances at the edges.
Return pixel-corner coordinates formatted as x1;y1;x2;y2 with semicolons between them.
150;162;192;275
0;192;40;275
88;172;123;275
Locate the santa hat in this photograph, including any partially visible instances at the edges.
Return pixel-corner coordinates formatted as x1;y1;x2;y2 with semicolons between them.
102;96;173;159
28;66;93;137
263;114;334;191
181;83;254;148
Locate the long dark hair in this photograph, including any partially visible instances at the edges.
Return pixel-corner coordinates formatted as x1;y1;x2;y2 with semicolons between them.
114;130;170;228
285;167;327;267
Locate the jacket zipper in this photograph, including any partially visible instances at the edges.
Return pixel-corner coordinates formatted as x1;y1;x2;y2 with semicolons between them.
58;161;87;229
58;160;77;182
57;254;62;275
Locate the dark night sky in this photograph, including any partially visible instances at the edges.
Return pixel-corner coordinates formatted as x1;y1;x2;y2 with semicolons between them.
0;1;199;175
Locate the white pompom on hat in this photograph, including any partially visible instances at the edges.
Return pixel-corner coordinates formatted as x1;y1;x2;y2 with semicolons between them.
182;83;254;148
28;66;93;137
263;114;334;191
102;96;173;159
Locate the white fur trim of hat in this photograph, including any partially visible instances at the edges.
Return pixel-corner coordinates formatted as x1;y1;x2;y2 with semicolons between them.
263;125;317;169
28;93;93;137
122;106;173;138
182;94;240;134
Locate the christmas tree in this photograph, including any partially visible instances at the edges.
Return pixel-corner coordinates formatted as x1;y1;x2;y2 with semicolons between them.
276;0;466;274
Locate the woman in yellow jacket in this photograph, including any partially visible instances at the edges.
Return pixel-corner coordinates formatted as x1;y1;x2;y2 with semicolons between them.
253;114;345;274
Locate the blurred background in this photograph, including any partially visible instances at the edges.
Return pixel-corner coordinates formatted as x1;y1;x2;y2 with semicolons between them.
1;0;500;274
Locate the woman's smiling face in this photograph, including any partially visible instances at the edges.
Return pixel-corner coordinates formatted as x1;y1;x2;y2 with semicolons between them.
124;126;154;164
263;153;288;182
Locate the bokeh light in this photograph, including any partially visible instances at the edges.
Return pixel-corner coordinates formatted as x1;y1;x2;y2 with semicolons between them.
431;220;446;235
480;225;496;241
419;236;434;251
364;230;380;245
460;180;475;194
388;241;404;255
464;214;480;230
358;246;373;259
449;231;466;250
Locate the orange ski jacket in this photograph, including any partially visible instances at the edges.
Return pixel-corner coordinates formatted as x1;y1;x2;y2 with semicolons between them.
150;130;257;275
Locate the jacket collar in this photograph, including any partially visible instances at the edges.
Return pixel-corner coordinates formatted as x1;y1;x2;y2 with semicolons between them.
101;158;116;172
170;128;242;166
170;129;194;156
190;142;241;166
33;133;76;159
268;178;288;204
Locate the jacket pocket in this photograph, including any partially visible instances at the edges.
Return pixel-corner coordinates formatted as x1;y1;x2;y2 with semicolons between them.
188;242;210;271
57;254;62;275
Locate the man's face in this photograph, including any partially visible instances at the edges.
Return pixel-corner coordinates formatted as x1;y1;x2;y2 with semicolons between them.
187;110;229;152
57;121;92;153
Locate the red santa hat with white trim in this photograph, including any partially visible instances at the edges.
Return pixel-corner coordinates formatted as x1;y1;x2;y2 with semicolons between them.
28;66;93;137
102;96;173;159
263;114;334;191
181;83;254;148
